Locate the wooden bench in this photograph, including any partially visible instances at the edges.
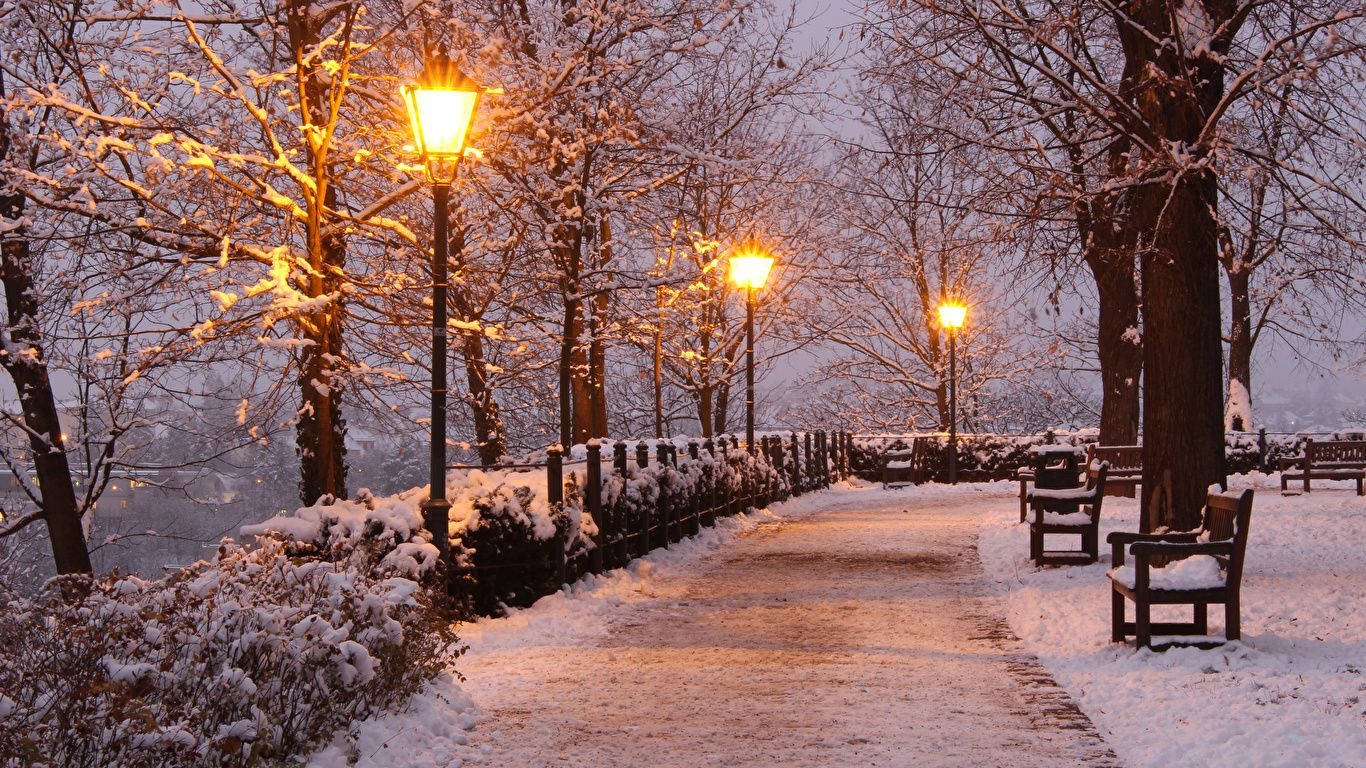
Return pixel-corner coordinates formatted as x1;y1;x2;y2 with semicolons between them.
1017;445;1085;522
1278;439;1366;495
881;447;915;488
1026;462;1108;566
1086;444;1142;497
1107;488;1254;650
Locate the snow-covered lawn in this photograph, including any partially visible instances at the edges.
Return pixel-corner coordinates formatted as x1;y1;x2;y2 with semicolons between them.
979;475;1366;768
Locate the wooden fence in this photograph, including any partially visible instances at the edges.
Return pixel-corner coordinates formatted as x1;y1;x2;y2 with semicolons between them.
457;430;855;613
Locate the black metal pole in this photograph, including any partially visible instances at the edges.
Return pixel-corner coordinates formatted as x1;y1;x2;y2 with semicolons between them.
948;329;958;485
746;288;756;452
424;182;452;558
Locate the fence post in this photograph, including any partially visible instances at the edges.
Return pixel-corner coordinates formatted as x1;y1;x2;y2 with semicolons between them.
790;433;802;496
656;442;672;545
614;440;628;475
547;445;566;586
634;443;650;556
703;438;716;525
586;440;604;574
1257;427;1269;472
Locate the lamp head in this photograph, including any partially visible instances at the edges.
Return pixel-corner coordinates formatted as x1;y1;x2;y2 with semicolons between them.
728;241;775;291
403;51;481;183
937;302;968;330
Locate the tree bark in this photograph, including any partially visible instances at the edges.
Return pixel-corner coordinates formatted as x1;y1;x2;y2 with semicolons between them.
295;225;348;505
1225;266;1254;432
1118;0;1239;531
1084;226;1142;446
0;203;93;575
448;229;505;466
713;378;731;436
289;0;347;505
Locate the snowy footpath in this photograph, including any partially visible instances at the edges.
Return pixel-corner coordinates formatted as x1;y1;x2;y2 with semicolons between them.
312;482;1115;767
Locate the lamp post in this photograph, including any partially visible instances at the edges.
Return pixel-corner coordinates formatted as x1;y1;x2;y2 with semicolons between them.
729;242;775;452
937;301;968;484
402;52;482;560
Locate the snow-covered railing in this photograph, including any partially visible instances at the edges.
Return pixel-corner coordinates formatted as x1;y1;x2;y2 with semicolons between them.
450;430;855;615
848;429;1366;483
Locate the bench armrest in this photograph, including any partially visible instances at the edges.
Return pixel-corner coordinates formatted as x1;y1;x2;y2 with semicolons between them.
1278;456;1304;470
1106;531;1198;545
1130;540;1234;558
1108;531;1199;567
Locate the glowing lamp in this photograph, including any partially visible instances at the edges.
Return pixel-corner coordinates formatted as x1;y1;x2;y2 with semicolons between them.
402;54;481;184
728;244;775;291
937;302;967;330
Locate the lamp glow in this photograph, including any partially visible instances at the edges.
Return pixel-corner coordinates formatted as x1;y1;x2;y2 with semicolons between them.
728;245;775;291
938;302;967;330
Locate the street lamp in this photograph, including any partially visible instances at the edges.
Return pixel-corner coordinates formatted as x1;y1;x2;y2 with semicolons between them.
729;241;775;452
937;301;968;484
403;52;482;560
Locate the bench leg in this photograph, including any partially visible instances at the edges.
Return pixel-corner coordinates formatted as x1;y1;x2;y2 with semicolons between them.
1029;524;1042;564
1225;597;1240;641
1111;590;1126;643
1019;479;1027;523
1304;473;1311;493
1193;602;1208;635
1083;526;1098;563
1135;599;1151;649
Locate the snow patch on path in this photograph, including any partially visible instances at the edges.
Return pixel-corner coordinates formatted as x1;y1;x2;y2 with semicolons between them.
979;474;1366;768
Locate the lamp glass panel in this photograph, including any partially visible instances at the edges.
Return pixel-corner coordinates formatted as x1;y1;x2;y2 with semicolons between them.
729;254;775;290
938;303;968;329
410;89;478;156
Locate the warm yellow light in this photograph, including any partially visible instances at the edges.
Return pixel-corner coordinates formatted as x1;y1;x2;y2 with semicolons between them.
938;302;968;329
403;87;479;158
729;245;775;291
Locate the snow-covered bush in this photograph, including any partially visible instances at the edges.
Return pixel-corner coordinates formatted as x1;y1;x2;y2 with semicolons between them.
451;474;583;615
0;533;460;768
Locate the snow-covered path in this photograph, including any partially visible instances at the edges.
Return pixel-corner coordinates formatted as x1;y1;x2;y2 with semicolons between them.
458;485;1116;767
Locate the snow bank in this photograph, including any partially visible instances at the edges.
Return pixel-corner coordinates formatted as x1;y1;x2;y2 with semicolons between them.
978;474;1366;767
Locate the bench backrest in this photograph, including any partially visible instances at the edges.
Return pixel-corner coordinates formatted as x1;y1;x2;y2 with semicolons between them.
1087;444;1142;472
1203;488;1254;587
1306;439;1366;466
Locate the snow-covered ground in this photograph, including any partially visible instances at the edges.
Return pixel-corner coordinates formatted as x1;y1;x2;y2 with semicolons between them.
979;474;1366;768
306;476;1364;768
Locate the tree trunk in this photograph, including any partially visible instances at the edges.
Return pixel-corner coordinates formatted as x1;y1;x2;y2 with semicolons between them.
713;379;730;436
448;228;505;466
588;218;611;438
1225;266;1254;432
1119;0;1238;532
696;382;713;439
289;0;347;505
0;203;92;575
295;227;347;505
461;331;506;465
587;301;608;438
1086;231;1142;446
560;293;582;447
